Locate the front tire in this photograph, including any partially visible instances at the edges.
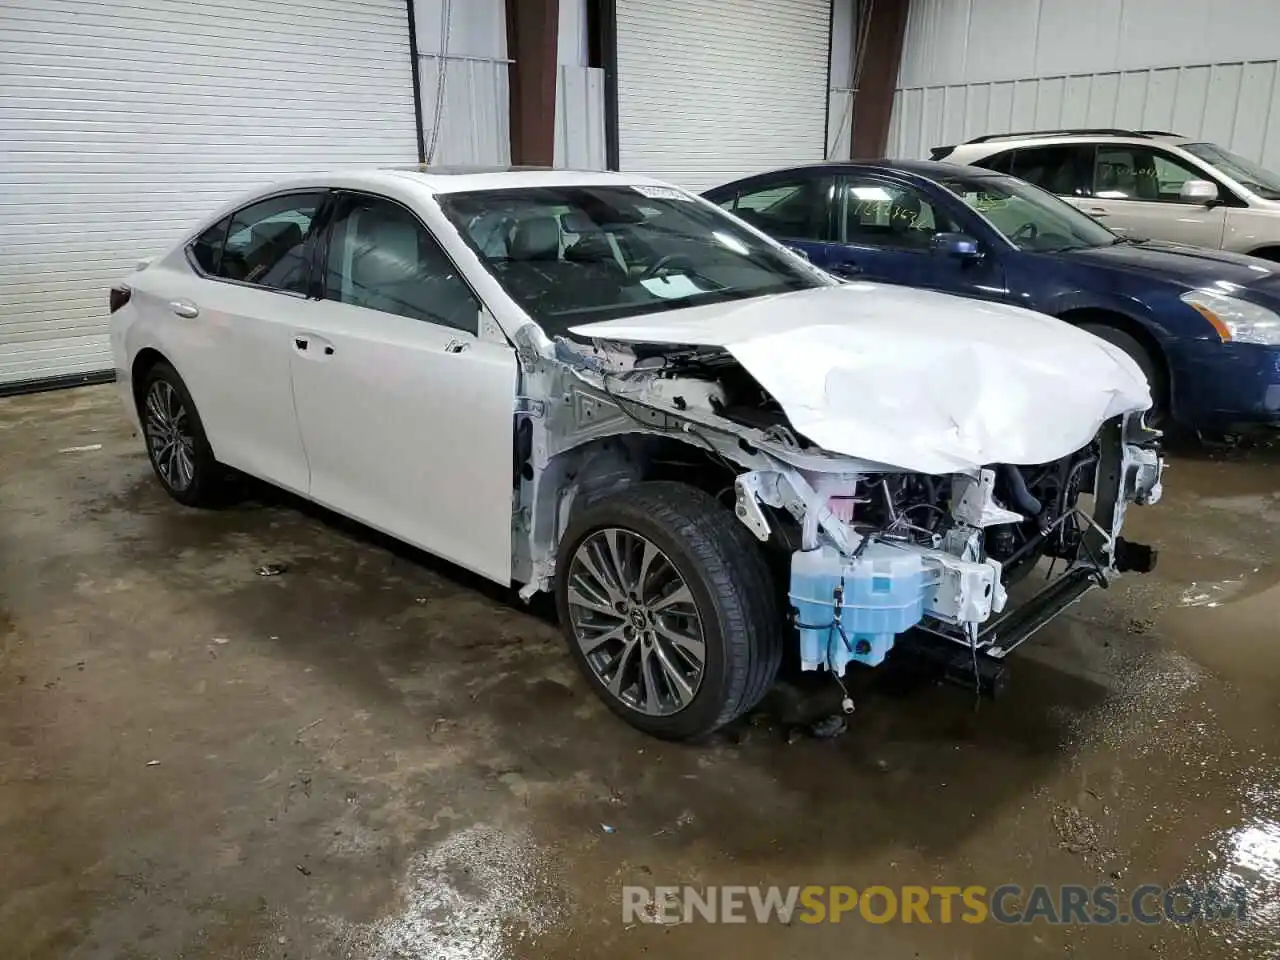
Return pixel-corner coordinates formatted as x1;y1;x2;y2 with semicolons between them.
555;482;782;741
1079;323;1166;427
138;361;226;507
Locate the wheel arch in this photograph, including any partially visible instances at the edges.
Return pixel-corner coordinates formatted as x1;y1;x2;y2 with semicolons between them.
130;347;172;410
1058;306;1172;407
1246;244;1280;262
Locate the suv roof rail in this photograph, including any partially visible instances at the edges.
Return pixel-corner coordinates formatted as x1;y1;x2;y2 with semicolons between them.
962;127;1183;144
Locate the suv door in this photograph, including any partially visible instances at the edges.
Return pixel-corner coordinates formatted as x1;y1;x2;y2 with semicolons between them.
288;191;518;583
714;175;840;270
166;191;325;494
1088;144;1227;247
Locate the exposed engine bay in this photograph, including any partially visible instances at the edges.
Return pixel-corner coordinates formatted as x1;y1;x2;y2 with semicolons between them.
509;319;1163;679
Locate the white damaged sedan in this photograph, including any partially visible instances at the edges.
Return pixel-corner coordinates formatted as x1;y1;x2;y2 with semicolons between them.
109;168;1163;739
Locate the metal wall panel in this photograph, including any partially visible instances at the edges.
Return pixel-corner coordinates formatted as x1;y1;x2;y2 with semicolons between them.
891;0;1280;169
0;0;419;386
415;0;511;166
615;0;833;191
826;0;859;161
554;66;607;170
553;0;604;170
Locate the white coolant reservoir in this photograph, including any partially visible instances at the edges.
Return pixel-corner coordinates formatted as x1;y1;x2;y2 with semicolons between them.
789;542;936;674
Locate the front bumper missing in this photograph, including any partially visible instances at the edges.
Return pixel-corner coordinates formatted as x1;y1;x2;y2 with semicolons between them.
744;411;1165;674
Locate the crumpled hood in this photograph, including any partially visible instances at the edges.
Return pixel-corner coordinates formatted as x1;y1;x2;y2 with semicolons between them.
569;283;1151;474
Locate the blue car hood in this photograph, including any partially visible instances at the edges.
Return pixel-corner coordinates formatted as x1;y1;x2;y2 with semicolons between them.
1060;240;1280;293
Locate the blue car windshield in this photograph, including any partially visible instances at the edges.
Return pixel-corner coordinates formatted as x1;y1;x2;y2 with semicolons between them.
940;174;1116;252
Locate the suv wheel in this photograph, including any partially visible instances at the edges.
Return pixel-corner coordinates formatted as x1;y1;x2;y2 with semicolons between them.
555;482;782;740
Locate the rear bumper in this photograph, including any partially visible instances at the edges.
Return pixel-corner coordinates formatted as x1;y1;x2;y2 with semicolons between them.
1170;340;1280;429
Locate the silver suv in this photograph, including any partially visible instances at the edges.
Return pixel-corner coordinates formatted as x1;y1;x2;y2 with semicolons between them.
937;128;1280;259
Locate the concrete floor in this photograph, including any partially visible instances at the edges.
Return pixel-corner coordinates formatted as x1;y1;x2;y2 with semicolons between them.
1;384;1277;959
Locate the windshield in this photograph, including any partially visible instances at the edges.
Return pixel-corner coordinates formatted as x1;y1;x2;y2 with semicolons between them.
437;185;826;337
940;174;1117;252
1182;142;1280;200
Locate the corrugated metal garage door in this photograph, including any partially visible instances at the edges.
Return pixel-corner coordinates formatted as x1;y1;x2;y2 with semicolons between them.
615;0;832;192
0;0;419;388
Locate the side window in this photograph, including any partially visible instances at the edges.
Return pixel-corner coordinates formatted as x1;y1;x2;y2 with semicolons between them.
1095;146;1204;202
842;179;957;250
217;193;323;291
727;178;833;241
1008;145;1094;196
323;194;479;335
190;216;230;274
978;150;1017;175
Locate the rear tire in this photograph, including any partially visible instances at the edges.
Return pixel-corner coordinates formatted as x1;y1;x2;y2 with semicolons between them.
137;361;227;508
1078;323;1166;427
555;482;782;741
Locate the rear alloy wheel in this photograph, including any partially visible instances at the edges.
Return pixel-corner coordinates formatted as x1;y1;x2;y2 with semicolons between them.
555;482;781;740
139;361;226;507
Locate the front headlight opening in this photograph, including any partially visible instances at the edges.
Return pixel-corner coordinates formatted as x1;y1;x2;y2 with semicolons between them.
1181;289;1280;345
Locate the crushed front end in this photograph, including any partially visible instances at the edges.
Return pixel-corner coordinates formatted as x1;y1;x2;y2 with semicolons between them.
734;413;1163;674
534;327;1163;687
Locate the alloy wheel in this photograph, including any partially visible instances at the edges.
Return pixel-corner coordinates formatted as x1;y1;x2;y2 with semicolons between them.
143;379;196;492
565;528;706;716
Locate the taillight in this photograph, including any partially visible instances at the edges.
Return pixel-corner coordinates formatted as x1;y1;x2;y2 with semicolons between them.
109;285;131;313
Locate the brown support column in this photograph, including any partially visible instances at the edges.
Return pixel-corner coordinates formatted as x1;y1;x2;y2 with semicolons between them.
507;0;560;166
849;0;910;158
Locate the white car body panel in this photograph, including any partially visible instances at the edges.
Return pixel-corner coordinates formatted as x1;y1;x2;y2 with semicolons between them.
122;258;312;494
1224;200;1280;254
571;282;1151;475
1067;194;1227;248
288;299;518;583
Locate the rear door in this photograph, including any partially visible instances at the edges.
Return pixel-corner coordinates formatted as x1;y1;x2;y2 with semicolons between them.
287;191;518;583
710;174;842;272
141;191;325;494
1087;144;1227;247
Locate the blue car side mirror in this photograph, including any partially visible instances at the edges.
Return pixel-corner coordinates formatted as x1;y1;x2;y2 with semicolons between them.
932;232;983;259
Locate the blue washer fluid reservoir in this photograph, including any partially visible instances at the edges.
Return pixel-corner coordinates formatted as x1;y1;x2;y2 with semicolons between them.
789;543;930;673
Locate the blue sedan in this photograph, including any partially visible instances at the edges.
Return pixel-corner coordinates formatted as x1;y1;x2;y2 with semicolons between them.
703;161;1280;432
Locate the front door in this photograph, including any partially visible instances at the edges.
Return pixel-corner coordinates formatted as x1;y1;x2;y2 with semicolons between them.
288;192;518;583
1084;144;1227;248
833;176;1005;299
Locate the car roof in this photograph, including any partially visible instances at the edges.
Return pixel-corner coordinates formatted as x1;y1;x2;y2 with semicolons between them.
949;130;1194;155
231;166;683;205
373;166;674;195
704;159;1009;191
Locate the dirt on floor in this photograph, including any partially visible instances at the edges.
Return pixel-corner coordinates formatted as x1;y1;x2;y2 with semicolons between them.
0;384;1277;960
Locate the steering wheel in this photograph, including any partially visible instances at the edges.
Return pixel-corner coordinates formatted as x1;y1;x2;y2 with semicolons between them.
640;253;696;281
1011;221;1039;242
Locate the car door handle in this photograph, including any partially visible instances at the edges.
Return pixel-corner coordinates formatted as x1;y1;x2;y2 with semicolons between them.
294;336;309;352
444;338;470;354
170;299;199;318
